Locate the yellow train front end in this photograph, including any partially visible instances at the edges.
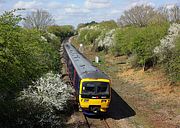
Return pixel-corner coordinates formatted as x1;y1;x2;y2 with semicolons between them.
79;78;111;114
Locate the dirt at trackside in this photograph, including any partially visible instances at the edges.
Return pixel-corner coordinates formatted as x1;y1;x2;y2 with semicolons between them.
68;40;180;128
83;44;180;128
105;55;180;128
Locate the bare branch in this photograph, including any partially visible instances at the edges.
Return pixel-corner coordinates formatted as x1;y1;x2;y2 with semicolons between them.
118;5;156;27
23;9;55;30
158;4;180;23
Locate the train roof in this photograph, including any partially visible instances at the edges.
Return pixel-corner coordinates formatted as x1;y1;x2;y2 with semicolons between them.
64;42;109;80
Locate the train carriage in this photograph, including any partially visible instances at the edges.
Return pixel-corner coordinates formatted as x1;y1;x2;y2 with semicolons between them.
63;42;111;115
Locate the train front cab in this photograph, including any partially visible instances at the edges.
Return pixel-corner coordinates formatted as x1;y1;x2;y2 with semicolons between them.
79;78;111;114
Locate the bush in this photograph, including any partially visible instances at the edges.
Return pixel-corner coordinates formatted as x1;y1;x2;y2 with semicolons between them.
164;44;180;82
165;35;179;81
96;20;118;29
113;22;169;67
48;25;74;42
86;29;101;44
77;21;97;31
113;27;138;55
127;54;139;67
77;20;118;46
0;72;75;128
94;29;116;52
0;10;61;94
77;29;90;44
153;23;180;82
19;72;74;111
0;9;82;128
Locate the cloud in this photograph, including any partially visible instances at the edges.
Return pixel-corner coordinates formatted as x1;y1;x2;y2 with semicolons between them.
47;2;62;9
0;4;2;11
85;0;111;9
64;4;90;14
13;0;42;10
8;0;178;27
126;0;155;9
165;4;176;9
0;0;6;3
0;0;7;12
110;9;123;14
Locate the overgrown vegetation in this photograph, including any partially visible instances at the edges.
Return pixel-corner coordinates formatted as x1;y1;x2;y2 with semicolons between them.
154;24;180;82
113;22;169;67
164;36;180;82
76;4;180;82
48;25;74;42
0;10;59;94
77;20;118;49
0;9;75;127
16;72;74;128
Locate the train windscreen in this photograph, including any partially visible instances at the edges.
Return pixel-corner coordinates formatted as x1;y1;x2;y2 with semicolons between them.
82;81;110;96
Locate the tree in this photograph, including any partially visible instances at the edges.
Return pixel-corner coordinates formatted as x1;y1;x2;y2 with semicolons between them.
48;25;75;41
77;21;97;30
0;9;59;94
169;5;180;23
158;4;180;23
118;5;156;27
23;9;54;30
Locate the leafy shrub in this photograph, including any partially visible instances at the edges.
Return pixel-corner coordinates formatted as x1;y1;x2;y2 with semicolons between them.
77;20;118;46
0;10;61;94
0;9;79;128
0;10;24;91
19;72;74;111
95;20;118;30
154;23;180;82
94;29;116;52
113;27;138;55
86;29;101;44
77;29;90;44
77;21;97;31
165;36;180;82
48;25;74;42
127;54;139;67
113;22;169;67
154;23;180;61
0;72;75;128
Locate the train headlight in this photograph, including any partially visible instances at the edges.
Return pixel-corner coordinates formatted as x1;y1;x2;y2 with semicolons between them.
101;100;106;103
84;99;89;102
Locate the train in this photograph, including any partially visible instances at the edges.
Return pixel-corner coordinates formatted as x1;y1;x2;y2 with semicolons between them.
63;41;111;115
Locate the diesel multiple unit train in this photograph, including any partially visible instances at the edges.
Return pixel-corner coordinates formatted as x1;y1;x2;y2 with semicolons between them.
63;42;111;115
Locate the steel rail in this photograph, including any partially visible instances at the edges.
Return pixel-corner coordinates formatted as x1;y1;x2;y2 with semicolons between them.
84;114;111;128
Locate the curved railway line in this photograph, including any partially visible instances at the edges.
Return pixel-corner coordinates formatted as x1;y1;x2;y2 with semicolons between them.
61;41;112;128
61;39;136;128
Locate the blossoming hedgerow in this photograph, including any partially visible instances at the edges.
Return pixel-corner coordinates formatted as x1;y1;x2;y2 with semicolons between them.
18;72;75;111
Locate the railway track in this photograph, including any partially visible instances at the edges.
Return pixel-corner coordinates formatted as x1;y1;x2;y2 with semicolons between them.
103;118;110;128
84;114;110;128
61;41;113;128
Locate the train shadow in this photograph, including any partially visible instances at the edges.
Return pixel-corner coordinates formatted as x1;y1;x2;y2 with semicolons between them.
86;89;136;120
106;89;136;119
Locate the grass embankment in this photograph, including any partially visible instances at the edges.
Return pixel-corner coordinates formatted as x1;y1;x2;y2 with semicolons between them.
72;37;180;128
76;20;180;83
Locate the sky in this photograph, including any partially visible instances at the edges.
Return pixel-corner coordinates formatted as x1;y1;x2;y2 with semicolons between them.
0;0;179;27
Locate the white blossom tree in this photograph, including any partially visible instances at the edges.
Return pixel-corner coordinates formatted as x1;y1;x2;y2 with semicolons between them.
94;29;116;52
154;23;180;61
18;72;75;126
